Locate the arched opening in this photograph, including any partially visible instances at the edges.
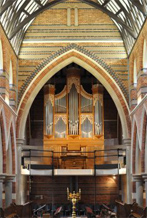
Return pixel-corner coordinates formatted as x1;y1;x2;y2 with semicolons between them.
0;40;3;70
17;51;130;140
143;39;147;69
26;63;123;148
22;63;125;205
9;60;13;85
133;59;137;85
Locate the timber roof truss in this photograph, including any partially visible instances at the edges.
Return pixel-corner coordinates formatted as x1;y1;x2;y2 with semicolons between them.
0;0;147;54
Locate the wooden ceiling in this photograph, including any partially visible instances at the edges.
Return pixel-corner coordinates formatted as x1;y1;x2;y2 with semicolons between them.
0;0;147;54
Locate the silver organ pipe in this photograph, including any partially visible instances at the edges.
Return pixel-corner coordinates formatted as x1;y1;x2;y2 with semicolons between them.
44;72;104;138
55;116;66;138
95;100;102;135
81;117;93;138
68;84;79;135
45;100;53;135
81;95;92;112
55;96;66;113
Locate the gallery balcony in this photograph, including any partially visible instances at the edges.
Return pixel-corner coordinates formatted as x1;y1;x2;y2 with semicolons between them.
21;146;126;177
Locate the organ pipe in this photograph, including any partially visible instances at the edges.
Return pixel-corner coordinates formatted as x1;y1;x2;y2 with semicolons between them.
44;71;104;138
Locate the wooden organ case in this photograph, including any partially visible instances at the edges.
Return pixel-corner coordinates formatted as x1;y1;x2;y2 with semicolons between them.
44;68;104;168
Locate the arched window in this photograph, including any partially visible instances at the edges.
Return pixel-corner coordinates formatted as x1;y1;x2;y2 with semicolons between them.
0;125;3;173
9;60;13;85
0;40;3;70
143;40;147;69
133;59;137;85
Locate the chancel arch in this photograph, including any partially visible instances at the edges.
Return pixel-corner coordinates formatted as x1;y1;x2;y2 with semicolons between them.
17;50;130;142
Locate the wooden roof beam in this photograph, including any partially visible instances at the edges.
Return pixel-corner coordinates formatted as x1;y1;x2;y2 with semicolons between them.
129;0;147;16
0;0;17;16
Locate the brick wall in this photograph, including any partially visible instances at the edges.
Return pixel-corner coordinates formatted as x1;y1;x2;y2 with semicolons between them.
29;175;118;205
18;1;128;104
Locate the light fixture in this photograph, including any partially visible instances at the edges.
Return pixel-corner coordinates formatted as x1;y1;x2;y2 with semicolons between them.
113;175;116;179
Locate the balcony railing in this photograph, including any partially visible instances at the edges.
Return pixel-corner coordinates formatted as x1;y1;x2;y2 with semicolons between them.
21;147;126;176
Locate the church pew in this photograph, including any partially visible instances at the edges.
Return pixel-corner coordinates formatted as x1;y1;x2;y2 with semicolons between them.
128;203;146;218
4;201;32;218
115;200;132;218
4;203;17;218
101;204;116;218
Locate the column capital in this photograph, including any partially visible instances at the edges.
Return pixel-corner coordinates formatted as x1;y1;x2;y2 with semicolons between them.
16;138;25;145
123;138;131;146
141;173;147;181
0;174;6;182
5;174;15;182
133;174;142;182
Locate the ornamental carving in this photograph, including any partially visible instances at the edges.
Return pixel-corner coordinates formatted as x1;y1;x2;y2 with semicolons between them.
81;114;93;124
54;114;67;124
67;76;80;93
49;94;54;106
93;94;99;106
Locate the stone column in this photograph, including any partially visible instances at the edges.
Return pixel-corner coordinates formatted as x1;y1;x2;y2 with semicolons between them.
133;175;143;207
74;8;78;26
16;138;26;205
5;175;15;207
67;8;71;26
142;174;147;207
123;138;132;204
0;175;5;208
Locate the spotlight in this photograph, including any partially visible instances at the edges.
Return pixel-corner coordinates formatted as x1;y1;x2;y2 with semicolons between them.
113;175;116;179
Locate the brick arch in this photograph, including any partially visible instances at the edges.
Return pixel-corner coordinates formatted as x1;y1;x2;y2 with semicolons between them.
0;107;7;173
141;110;147;173
18;44;128;103
17;50;130;140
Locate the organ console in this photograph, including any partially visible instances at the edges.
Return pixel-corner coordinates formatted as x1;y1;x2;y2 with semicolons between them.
43;67;104;168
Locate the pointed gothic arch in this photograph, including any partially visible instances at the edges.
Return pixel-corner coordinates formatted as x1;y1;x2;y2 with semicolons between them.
17;48;130;141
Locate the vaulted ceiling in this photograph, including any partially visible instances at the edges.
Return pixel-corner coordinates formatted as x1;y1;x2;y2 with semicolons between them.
0;0;147;55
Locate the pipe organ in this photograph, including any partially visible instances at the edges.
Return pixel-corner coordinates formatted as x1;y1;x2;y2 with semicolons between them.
44;68;104;167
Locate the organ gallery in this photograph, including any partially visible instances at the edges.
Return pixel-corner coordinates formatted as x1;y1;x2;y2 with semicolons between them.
43;67;104;168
